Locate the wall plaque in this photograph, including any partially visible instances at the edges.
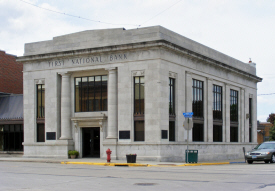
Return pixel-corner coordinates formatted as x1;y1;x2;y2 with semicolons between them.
161;130;168;139
119;131;130;139
46;132;56;140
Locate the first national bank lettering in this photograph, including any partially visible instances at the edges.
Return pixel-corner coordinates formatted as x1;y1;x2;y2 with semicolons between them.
48;53;127;67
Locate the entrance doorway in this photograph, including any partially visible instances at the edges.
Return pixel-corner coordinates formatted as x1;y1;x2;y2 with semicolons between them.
82;127;100;158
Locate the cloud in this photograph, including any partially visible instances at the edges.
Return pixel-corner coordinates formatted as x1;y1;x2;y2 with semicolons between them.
1;0;275;121
258;115;268;122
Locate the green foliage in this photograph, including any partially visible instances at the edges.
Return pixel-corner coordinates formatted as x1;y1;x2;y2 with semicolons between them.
267;113;275;125
269;123;275;141
68;150;79;156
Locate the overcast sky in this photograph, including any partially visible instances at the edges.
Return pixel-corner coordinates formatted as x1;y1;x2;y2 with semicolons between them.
1;0;274;122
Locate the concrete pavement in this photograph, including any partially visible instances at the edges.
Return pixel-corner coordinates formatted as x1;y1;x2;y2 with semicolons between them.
0;153;246;167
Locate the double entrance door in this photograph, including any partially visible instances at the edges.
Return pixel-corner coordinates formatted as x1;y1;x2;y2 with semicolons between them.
82;127;100;158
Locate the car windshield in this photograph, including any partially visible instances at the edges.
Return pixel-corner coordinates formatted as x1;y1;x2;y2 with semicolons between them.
257;143;275;149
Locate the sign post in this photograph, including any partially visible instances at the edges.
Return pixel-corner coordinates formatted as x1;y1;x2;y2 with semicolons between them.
183;112;193;163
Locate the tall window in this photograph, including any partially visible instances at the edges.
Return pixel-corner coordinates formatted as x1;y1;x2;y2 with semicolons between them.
169;78;175;141
169;78;175;115
0;125;3;151
213;85;222;120
37;84;45;118
230;89;238;142
75;75;108;112
213;125;222;142
37;124;45;142
37;84;45;142
249;98;252;142
134;76;144;114
192;79;204;142
230;90;238;122
134;76;144;141
213;85;222;142
192;79;203;118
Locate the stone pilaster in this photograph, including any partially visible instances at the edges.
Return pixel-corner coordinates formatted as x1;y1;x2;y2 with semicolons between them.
252;94;257;143
245;92;250;143
185;71;193;141
240;88;245;142
59;72;72;140
225;84;230;142
106;68;118;139
207;78;213;142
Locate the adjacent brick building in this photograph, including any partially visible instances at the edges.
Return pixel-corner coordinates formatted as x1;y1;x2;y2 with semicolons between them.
257;121;273;144
0;50;24;152
0;50;23;94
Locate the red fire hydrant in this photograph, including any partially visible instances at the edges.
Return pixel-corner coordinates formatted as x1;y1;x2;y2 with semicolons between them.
106;148;112;162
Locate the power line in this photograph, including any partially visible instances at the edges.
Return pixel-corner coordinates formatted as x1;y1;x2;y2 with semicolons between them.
18;0;139;27
258;93;275;96
18;0;184;28
139;0;184;27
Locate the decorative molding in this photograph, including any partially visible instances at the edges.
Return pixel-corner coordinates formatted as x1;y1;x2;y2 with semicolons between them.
99;121;103;132
34;79;45;84
58;72;71;77
207;77;213;81
249;94;253;98
73;121;78;129
17;39;262;82
132;70;145;77
186;71;192;75
169;71;177;78
105;67;117;72
71;116;107;131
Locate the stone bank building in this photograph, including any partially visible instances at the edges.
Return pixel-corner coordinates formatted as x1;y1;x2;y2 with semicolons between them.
18;26;262;161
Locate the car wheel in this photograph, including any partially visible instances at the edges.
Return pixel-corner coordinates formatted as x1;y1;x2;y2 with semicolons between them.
264;160;269;164
247;160;253;164
270;154;275;163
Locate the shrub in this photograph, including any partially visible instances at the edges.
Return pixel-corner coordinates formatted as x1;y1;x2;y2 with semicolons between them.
68;150;79;156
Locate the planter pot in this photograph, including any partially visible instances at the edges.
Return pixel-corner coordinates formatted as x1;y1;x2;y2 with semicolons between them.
70;155;76;159
126;155;136;163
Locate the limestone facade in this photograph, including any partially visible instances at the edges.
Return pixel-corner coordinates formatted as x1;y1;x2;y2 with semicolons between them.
18;26;262;161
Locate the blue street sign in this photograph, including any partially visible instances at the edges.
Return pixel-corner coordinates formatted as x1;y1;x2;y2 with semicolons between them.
183;115;193;118
183;112;193;116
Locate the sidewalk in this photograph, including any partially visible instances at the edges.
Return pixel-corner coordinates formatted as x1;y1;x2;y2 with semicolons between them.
0;154;246;167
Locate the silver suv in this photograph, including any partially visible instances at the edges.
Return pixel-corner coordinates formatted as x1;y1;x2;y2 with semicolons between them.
245;141;275;164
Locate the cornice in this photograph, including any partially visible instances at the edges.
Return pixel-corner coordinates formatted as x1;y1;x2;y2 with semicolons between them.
17;40;262;82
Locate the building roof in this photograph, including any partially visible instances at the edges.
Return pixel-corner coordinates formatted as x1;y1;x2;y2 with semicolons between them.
21;26;259;78
0;92;11;96
259;122;272;125
0;94;23;120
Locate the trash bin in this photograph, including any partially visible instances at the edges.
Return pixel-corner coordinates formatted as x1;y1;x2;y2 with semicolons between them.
185;150;198;163
126;155;137;163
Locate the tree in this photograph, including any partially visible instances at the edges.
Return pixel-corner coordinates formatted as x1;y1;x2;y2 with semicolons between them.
268;123;275;141
267;113;275;125
267;113;275;141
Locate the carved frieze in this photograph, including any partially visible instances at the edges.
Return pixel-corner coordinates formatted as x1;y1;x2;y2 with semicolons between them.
132;70;145;76
34;79;45;84
169;71;177;78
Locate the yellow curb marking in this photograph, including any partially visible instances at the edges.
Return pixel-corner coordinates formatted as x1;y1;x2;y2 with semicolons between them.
61;161;230;167
61;162;148;167
201;162;230;165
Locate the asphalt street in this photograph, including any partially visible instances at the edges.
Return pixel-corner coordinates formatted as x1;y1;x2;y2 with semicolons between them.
0;161;275;191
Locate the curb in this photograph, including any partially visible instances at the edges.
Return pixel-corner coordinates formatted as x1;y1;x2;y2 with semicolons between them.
229;161;246;164
61;162;148;167
0;158;243;166
0;159;61;164
61;161;232;167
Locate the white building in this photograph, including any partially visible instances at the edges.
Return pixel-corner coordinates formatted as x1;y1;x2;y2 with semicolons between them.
18;26;262;161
